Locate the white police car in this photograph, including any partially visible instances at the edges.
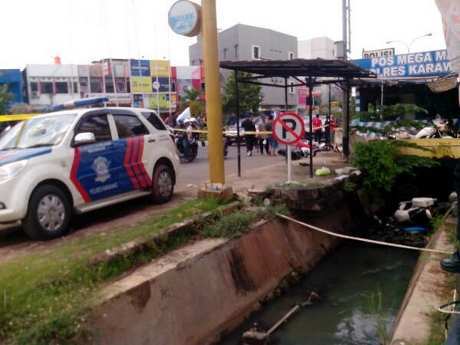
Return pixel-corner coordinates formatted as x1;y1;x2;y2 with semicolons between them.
0;108;180;240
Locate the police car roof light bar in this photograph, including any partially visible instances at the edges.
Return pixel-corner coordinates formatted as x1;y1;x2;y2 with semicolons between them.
50;97;109;112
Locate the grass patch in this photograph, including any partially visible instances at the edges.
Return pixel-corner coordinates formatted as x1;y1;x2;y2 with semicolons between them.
0;198;224;345
423;223;457;345
201;204;288;239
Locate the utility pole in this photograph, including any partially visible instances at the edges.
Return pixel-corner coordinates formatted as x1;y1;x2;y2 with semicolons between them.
201;0;225;185
342;0;351;158
168;0;226;188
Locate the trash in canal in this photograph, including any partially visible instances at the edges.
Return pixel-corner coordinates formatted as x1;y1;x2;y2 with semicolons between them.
241;291;321;345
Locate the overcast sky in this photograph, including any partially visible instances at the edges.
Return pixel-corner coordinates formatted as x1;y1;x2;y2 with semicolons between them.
0;0;446;69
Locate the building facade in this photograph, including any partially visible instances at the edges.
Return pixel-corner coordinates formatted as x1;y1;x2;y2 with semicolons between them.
298;37;336;60
23;64;80;110
189;24;298;110
297;37;340;109
21;59;204;113
0;69;23;109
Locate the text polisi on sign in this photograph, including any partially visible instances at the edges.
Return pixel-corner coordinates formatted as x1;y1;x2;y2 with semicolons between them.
362;48;395;59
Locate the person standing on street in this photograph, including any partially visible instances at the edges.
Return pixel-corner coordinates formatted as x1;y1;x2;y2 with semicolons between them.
329;115;337;148
312;114;323;143
324;115;331;145
265;116;276;156
242;116;256;156
257;117;270;155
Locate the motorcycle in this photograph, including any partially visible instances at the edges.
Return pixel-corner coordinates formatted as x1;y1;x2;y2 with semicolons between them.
175;132;199;163
415;118;457;139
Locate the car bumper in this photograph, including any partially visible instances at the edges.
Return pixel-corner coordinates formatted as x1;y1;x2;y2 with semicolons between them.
0;181;27;223
0;209;22;224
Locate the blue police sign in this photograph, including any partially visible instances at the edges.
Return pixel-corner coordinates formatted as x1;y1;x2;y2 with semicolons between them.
353;50;451;79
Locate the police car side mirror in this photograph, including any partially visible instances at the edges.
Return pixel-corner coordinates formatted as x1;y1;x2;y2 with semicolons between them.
73;132;96;146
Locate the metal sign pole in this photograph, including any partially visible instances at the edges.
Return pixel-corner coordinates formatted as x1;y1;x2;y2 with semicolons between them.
284;77;289;177
235;70;241;177
273;113;304;183
308;77;314;178
287;145;292;182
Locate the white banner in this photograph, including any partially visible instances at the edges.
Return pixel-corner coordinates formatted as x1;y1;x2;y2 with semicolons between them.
436;0;460;74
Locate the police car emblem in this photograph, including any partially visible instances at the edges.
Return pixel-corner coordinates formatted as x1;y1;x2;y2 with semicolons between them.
92;157;111;183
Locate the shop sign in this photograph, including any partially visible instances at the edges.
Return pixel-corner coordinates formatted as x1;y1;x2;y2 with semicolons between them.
362;48;395;59
353;50;451;79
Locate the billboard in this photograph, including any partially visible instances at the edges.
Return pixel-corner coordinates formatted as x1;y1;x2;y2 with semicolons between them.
145;93;176;110
131;76;152;93
353;50;451;79
150;60;170;77
130;59;150;77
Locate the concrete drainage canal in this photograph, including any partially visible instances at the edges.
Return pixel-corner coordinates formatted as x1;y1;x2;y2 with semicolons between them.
87;175;451;345
218;242;418;345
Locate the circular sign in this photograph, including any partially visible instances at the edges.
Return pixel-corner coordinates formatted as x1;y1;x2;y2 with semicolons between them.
273;112;305;145
152;80;160;91
168;0;201;37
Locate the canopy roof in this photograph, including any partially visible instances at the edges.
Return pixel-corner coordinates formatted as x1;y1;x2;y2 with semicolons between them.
220;58;376;80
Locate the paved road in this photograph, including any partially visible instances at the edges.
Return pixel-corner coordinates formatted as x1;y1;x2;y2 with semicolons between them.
0;145;282;258
178;144;281;189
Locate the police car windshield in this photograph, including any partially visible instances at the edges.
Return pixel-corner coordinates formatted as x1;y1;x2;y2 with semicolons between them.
0;114;77;150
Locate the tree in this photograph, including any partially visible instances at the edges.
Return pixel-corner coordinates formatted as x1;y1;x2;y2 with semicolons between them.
180;87;205;117
222;72;263;115
0;85;13;114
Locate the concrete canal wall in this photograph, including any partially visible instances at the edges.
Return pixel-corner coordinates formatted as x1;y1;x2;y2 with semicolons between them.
88;200;357;345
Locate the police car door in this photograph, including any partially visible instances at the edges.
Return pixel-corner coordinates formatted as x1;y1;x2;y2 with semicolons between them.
71;111;121;203
111;110;153;192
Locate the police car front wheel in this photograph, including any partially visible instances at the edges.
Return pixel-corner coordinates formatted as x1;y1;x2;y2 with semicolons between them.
152;164;174;204
23;185;72;240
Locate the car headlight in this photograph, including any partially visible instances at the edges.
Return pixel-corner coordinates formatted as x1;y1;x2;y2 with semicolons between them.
0;160;28;184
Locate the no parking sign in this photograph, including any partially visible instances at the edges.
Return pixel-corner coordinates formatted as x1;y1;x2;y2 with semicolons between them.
273;112;305;145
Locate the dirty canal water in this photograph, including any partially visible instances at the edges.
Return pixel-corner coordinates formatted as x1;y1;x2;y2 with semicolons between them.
219;243;418;345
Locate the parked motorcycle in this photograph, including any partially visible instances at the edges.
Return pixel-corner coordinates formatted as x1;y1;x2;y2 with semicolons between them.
176;132;198;163
415;119;456;139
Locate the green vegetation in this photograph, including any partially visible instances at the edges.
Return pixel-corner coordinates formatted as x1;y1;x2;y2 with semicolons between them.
424;272;456;345
222;72;263;115
0;85;13;114
365;290;391;345
354;103;428;122
0;198;224;345
180;87;205;117
202;205;287;239
352;140;438;193
424;310;449;345
423;223;456;345
202;210;257;238
0;196;285;345
343;180;357;192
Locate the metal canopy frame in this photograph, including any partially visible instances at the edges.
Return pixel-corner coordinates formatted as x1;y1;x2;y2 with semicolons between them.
220;58;376;178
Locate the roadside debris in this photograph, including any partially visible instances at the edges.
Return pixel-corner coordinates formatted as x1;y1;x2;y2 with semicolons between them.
315;167;331;176
241;291;321;345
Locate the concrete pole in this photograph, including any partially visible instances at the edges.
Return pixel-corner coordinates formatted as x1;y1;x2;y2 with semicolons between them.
342;0;350;159
201;0;225;185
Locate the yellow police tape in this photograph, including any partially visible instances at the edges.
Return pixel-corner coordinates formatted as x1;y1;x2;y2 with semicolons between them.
0;114;36;122
172;128;273;136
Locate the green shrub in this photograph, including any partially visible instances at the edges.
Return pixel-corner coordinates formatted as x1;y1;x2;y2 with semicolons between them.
352;140;438;193
201;211;257;238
